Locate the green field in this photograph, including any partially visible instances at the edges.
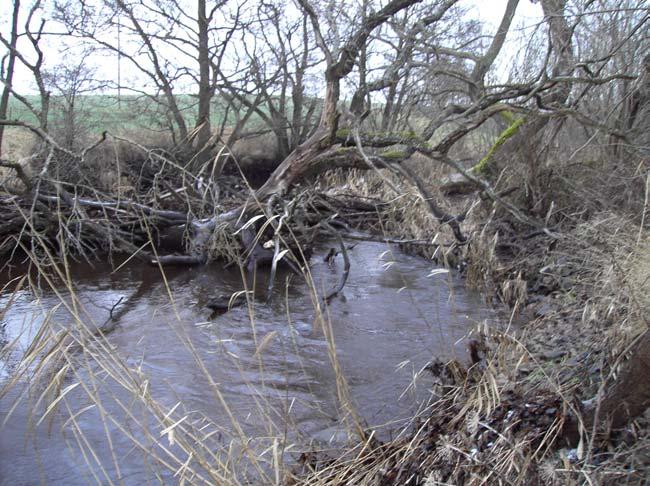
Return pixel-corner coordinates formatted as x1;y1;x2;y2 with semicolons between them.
6;93;236;135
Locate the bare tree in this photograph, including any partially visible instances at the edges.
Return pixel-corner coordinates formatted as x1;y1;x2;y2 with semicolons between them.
55;0;242;160
212;1;320;174
0;0;21;156
253;0;427;199
0;0;646;258
43;59;103;150
0;0;51;131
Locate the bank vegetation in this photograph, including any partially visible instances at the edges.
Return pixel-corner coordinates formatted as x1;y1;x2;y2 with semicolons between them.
0;0;648;484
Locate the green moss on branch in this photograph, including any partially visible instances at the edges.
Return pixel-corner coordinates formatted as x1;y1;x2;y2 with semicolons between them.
472;115;526;175
379;150;409;160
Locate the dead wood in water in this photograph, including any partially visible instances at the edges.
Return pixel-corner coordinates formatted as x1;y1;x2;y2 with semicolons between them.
323;233;350;303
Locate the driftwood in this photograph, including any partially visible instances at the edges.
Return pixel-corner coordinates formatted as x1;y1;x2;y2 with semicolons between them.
206;292;249;313
97;278;153;334
323;234;351;303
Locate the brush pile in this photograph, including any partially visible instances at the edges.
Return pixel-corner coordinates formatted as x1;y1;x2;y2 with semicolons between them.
0;134;396;269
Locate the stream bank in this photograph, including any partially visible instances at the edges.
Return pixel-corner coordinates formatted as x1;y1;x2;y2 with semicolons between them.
293;169;650;484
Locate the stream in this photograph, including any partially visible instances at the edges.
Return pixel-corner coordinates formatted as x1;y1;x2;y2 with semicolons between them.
0;240;496;485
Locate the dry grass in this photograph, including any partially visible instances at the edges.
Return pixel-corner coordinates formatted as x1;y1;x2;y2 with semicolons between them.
316;156;467;266
0;127;38;191
0;126;36;161
292;324;571;484
0;197;374;484
290;208;649;485
2;175;648;484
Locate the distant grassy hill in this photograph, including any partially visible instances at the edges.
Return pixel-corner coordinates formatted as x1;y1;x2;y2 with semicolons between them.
6;94;235;135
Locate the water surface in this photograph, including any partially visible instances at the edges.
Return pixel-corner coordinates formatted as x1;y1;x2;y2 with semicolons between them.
0;241;495;484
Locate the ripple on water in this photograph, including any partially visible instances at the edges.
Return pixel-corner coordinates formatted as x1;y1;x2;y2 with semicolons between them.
0;241;496;484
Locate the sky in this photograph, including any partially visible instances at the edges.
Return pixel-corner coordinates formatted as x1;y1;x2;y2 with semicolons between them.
0;0;545;96
475;0;542;27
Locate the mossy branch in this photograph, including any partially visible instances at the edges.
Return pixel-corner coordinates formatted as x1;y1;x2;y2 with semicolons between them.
335;129;419;148
378;149;410;160
472;115;526;175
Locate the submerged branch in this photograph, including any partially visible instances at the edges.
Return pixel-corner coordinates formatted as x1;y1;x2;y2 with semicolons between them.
323;233;350;303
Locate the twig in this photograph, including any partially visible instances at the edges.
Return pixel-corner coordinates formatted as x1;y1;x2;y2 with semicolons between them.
109;296;125;319
266;235;280;302
637;171;649;246
392;162;467;242
97;296;125;334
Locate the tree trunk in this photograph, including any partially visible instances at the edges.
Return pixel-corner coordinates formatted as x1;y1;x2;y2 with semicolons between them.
116;0;189;142
563;330;650;442
540;0;574;103
253;0;421;199
469;0;519;100
194;0;212;168
0;0;20;156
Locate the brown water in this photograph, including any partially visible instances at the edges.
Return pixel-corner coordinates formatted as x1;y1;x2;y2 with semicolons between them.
0;241;495;485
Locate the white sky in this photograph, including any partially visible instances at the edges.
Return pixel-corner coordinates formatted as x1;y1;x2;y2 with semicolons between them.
0;0;545;96
477;0;542;27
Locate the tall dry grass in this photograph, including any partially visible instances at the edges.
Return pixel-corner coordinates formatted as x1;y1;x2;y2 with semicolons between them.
0;192;386;485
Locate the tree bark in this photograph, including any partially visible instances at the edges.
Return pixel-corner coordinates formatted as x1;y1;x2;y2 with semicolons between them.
0;0;20;156
592;330;650;429
194;0;212;167
540;0;575;104
255;0;422;200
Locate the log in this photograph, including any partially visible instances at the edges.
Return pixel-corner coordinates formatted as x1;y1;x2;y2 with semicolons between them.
151;254;205;266
439;173;480;196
